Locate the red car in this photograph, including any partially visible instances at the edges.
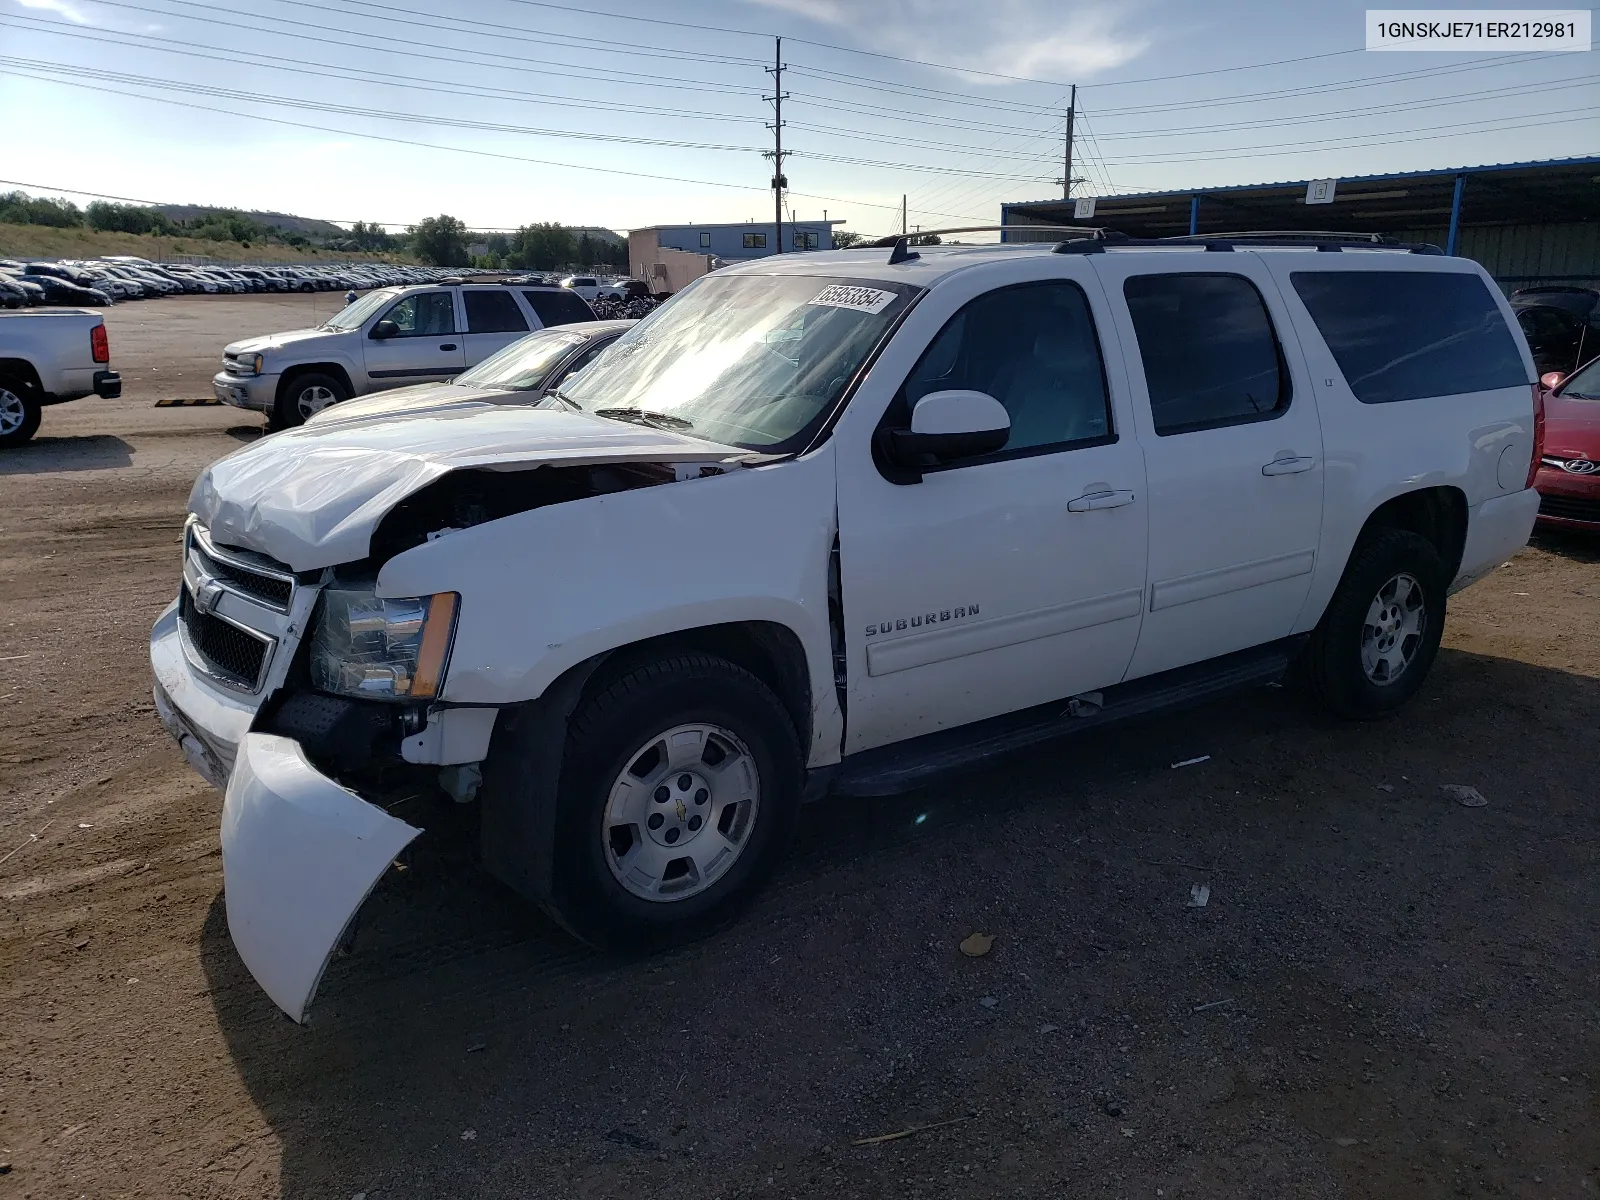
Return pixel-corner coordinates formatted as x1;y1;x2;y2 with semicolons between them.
1534;357;1600;531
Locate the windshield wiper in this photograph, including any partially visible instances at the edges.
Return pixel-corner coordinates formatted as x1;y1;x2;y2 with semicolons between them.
546;387;583;410
593;407;694;431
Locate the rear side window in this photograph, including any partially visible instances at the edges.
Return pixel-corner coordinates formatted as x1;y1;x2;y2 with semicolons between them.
1291;270;1529;404
523;289;596;327
1123;274;1288;436
463;289;529;334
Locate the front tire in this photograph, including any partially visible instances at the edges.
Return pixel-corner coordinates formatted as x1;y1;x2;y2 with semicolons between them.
0;379;42;447
542;654;802;949
1300;529;1447;719
272;372;348;428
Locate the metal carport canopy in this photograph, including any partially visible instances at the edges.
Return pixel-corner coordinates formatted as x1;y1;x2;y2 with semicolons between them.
1002;156;1600;242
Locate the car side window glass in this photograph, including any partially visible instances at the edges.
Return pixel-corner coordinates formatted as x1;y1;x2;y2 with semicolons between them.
1291;270;1529;404
463;290;529;334
523;289;596;327
1123;273;1288;436
900;279;1112;457
559;340;610;382
381;292;456;337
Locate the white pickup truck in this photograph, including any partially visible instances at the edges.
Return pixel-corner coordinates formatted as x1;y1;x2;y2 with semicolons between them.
0;309;122;446
213;281;597;427
153;233;1541;1021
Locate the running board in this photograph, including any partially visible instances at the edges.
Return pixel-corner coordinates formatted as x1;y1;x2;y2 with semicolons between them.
827;636;1306;798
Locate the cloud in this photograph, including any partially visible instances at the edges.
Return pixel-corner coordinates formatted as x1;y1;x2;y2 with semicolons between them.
742;0;1147;84
14;0;92;24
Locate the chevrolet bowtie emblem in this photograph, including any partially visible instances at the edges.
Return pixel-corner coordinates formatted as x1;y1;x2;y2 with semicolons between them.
194;574;226;615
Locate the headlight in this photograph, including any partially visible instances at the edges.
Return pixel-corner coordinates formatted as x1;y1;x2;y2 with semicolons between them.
233;352;264;376
310;588;458;701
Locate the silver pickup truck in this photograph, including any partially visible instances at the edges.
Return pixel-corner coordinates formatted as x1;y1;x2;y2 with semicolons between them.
0;308;122;446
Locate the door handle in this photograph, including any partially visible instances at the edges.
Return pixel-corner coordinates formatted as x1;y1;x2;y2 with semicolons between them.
1262;454;1315;476
439;343;457;352
1066;488;1136;513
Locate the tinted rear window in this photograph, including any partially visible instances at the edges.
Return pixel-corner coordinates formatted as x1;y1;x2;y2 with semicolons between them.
1291;271;1528;404
523;289;596;327
463;289;529;334
1123;273;1289;436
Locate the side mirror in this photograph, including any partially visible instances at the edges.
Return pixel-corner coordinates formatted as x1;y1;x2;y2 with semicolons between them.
370;319;399;340
1540;370;1565;391
885;390;1010;478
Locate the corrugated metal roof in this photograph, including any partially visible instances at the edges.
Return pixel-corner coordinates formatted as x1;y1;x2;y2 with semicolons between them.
1004;154;1600;209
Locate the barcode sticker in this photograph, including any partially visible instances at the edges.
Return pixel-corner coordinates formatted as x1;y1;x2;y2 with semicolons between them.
809;284;896;314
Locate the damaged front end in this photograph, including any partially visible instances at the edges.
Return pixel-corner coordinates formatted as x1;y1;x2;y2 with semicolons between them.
155;405;748;1021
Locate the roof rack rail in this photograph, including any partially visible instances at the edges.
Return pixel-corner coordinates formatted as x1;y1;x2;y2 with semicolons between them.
864;224;1447;263
869;224;1111;265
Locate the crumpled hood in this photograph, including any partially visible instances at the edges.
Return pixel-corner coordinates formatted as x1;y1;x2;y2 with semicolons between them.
188;405;745;572
304;381;525;425
223;327;340;357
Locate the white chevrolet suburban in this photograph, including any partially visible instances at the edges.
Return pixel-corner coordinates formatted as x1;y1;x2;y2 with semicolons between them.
213;281;598;428
0;308;122;446
154;232;1542;1021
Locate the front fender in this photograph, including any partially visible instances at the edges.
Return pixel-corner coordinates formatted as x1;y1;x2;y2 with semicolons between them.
377;446;843;767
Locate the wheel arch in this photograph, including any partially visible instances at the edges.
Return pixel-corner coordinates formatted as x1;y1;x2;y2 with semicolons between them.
1354;485;1469;581
0;357;44;394
275;362;355;406
477;619;813;911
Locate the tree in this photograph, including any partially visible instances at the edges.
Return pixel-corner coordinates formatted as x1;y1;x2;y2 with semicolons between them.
830;230;865;249
409;214;470;266
908;232;942;246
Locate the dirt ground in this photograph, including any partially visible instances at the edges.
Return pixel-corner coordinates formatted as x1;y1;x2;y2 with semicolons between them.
1;296;1597;1199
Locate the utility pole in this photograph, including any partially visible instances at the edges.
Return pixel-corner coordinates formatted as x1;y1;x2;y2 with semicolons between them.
901;194;907;237
1063;84;1076;200
764;37;788;254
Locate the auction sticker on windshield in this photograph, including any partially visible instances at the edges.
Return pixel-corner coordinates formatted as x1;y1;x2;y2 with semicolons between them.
809;284;896;315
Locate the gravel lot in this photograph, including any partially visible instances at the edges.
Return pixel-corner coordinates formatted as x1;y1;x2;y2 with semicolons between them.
2;296;1597;1199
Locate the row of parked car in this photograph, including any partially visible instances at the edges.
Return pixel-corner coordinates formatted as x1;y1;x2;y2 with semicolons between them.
0;257;465;307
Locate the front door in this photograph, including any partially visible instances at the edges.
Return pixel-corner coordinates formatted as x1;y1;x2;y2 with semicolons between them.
836;263;1149;754
1091;256;1326;680
362;290;465;390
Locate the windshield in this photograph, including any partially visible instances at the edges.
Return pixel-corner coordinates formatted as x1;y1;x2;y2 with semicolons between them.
323;289;398;332
455;329;585;391
558;274;918;451
1561;357;1600;400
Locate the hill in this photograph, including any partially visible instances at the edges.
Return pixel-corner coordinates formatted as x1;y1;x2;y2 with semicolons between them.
152;206;348;238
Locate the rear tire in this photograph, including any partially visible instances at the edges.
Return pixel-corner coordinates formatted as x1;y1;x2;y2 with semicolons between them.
1300;529;1447;719
0;379;42;448
272;372;348;428
538;654;803;950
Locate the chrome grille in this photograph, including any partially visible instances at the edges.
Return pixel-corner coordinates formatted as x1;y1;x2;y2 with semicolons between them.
186;524;295;612
179;587;270;690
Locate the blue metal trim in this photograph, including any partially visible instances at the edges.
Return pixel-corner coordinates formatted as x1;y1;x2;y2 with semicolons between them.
1189;195;1199;237
1446;174;1467;256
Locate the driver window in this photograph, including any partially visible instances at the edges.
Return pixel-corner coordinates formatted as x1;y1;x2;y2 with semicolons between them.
902;280;1112;456
381;292;457;337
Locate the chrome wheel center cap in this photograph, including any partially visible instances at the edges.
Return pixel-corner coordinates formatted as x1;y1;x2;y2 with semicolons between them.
646;770;711;848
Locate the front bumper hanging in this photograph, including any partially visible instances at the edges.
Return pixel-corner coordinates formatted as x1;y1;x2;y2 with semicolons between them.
221;733;420;1023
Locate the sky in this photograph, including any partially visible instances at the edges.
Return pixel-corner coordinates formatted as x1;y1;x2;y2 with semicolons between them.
0;0;1594;238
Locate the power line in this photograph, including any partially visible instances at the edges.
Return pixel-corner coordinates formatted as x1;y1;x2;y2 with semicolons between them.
68;0;769;97
0;14;764;125
0;58;767;153
0;66;992;223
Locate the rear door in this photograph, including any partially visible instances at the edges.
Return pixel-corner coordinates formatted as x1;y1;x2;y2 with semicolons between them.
461;288;532;366
360;290;466;390
1092;253;1326;680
